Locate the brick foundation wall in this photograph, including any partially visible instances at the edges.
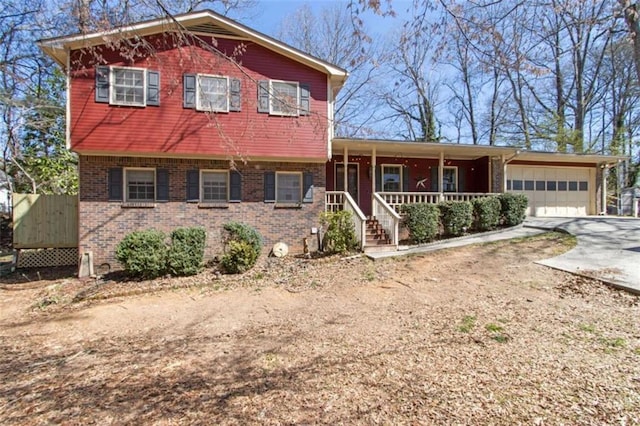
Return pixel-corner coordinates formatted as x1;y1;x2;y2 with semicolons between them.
79;155;326;266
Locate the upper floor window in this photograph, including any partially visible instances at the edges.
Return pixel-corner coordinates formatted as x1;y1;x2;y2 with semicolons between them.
184;74;241;112
258;80;310;116
197;75;229;112
126;169;155;202
112;67;146;106
271;81;299;116
95;66;160;107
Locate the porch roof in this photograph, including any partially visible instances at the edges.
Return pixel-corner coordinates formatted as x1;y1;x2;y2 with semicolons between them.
332;138;626;165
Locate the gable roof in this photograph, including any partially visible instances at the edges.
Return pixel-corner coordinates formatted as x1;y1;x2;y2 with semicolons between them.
38;9;348;89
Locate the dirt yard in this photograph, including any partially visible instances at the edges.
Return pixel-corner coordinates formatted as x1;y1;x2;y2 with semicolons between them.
1;232;639;425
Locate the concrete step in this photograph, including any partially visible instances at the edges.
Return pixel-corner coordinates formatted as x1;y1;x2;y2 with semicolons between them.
363;244;397;254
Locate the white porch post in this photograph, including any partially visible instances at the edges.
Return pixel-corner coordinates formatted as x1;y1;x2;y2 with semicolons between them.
343;145;349;195
371;147;377;218
438;151;444;201
601;164;608;215
502;154;508;193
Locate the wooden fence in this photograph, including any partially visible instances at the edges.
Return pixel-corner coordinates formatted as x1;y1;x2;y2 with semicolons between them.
13;194;78;249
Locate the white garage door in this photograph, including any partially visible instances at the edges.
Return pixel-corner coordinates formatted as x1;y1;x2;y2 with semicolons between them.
507;165;594;217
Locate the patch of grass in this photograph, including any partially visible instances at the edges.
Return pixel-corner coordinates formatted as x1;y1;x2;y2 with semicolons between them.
634;347;640;356
600;337;627;349
492;334;510;343
363;269;376;282
458;315;476;333
579;323;596;333
253;272;265;280
485;323;504;333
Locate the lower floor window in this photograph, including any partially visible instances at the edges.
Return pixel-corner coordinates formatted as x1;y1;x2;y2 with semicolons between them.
277;172;301;203
201;171;228;202
382;165;401;192
443;167;457;192
126;169;154;201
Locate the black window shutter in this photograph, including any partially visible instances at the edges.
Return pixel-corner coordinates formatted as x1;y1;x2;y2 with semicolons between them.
186;169;199;201
303;171;314;203
458;167;465;192
257;80;270;113
375;165;381;192
430;167;439;192
108;167;123;201
147;70;160;106
183;74;196;109
264;171;276;202
95;66;110;103
229;170;242;202
402;166;410;192
156;169;169;201
299;83;310;116
229;78;241;112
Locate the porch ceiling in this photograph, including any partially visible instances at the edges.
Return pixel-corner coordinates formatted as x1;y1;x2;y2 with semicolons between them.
332;138;517;160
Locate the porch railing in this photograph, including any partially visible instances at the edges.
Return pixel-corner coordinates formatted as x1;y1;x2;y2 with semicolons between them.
443;192;498;202
325;191;344;213
325;191;367;251
380;191;498;213
372;193;401;246
343;192;367;251
380;192;440;213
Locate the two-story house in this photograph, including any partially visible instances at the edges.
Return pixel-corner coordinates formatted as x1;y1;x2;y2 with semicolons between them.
40;10;625;266
39;10;347;265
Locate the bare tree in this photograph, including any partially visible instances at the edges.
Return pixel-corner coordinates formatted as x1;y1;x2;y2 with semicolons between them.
277;3;382;137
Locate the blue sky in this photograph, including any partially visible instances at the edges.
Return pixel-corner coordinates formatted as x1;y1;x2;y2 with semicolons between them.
242;0;411;39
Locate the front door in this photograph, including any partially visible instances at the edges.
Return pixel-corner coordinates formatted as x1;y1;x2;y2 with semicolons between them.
336;163;359;205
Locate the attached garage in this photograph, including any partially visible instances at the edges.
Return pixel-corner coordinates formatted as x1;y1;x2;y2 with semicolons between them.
507;164;596;217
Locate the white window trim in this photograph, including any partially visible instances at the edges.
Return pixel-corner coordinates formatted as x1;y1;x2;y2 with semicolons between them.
276;171;302;203
381;164;402;193
196;74;229;113
124;167;155;202
269;80;300;117
443;166;458;193
110;66;147;107
200;169;229;203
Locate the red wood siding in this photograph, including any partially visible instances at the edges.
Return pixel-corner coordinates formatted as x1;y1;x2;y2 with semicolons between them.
69;36;329;160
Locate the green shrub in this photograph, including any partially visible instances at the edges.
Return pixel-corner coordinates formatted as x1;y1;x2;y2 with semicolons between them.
320;210;358;254
401;203;440;243
223;222;263;254
472;196;502;231
167;227;206;276
220;222;263;273
115;229;168;279
498;193;528;226
438;201;473;237
220;240;259;274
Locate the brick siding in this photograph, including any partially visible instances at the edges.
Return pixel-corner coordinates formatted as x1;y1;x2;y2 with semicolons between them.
79;155;326;267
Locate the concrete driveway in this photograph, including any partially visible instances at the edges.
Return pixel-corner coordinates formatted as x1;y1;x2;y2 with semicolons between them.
525;217;640;294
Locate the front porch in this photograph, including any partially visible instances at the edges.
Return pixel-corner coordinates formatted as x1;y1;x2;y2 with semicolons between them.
325;139;513;253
